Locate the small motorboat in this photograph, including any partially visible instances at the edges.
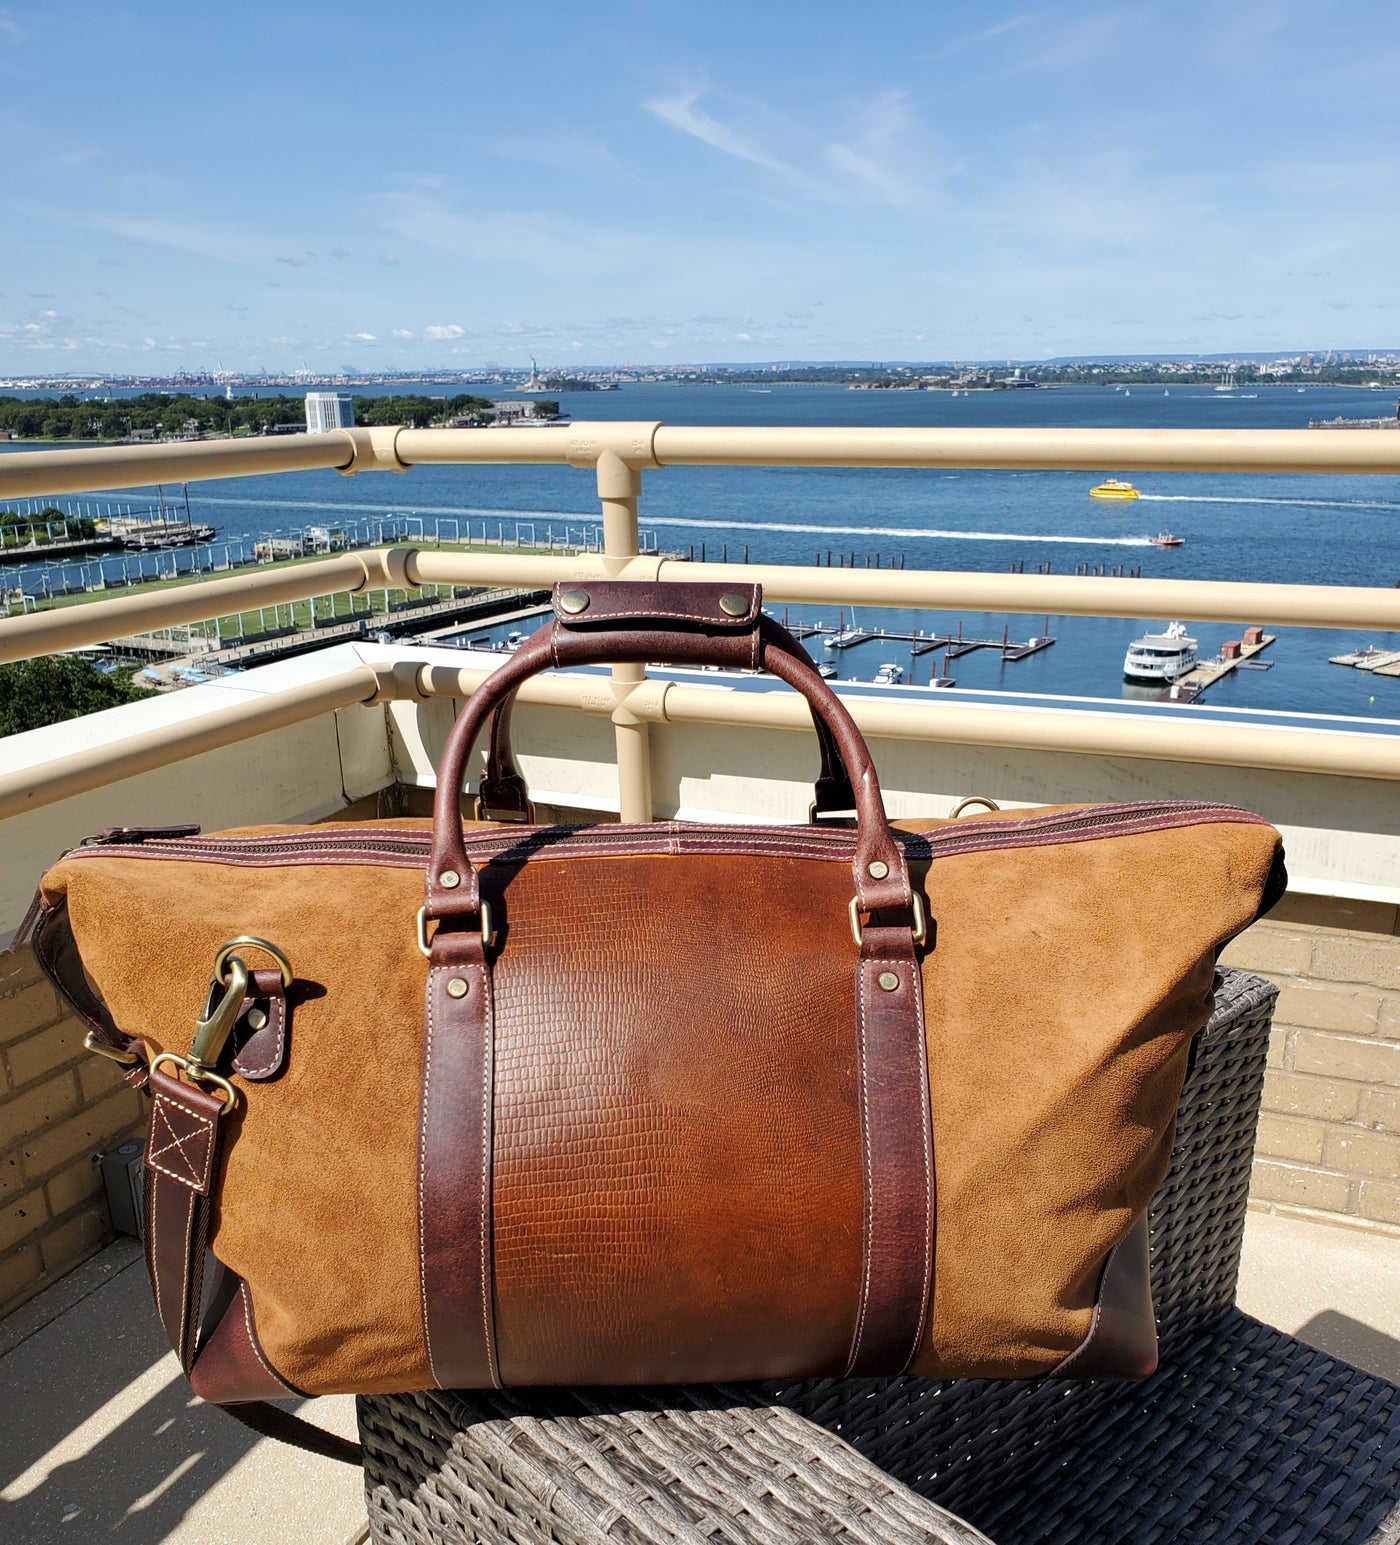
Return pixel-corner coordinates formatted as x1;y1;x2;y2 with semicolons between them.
1089;478;1140;501
1150;532;1185;547
817;662;838;679
872;662;905;686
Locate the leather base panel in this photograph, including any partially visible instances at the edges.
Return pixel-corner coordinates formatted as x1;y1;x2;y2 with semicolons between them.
190;1272;305;1403
1051;1210;1159;1379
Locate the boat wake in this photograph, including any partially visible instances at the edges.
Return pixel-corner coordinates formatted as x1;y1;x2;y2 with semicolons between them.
1139;494;1400;512
195;495;1155;547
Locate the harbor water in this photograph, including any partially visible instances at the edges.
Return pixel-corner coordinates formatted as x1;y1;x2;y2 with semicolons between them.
3;383;1399;722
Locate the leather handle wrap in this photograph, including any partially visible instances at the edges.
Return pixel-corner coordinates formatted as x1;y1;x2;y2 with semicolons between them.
426;582;916;927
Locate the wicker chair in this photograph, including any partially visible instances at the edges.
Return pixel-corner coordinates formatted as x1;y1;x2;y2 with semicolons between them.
359;971;1400;1544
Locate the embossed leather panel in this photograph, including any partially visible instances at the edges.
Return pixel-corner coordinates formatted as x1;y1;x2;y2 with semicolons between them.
487;852;864;1384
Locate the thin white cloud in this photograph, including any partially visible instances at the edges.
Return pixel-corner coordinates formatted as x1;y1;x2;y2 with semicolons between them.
644;89;794;176
66;211;267;264
347;331;377;341
924;9;1055;63
423;323;465;340
0;9;27;41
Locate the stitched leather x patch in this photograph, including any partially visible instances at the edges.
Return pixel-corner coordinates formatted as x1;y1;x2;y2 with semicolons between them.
147;1090;217;1193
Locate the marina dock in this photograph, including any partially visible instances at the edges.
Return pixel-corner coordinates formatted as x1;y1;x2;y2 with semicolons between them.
1330;647;1400;679
1163;634;1276;703
796;617;1055;662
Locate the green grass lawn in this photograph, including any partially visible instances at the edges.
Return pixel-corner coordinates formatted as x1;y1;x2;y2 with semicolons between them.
4;539;573;641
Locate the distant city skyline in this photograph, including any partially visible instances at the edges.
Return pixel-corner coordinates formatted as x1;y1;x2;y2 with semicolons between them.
3;2;1399;371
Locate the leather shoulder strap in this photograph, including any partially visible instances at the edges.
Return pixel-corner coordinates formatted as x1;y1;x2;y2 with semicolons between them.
141;1059;362;1466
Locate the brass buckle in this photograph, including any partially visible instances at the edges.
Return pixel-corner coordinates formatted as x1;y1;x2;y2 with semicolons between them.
417;902;495;958
83;1031;140;1066
808;801;858;826
150;1050;238;1115
849;890;928;949
472;795;536;824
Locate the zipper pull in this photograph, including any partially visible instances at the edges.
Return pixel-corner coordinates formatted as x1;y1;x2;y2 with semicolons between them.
79;824;202;846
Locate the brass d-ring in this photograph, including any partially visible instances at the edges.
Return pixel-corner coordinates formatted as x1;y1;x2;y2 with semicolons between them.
950;796;1001;818
849;890;928;949
150;1050;237;1115
211;937;293;989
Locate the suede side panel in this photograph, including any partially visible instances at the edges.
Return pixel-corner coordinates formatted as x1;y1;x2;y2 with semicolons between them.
54;855;433;1395
906;815;1282;1376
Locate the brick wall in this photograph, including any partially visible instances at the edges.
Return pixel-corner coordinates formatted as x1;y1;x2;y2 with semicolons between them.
1221;893;1400;1235
0;946;145;1316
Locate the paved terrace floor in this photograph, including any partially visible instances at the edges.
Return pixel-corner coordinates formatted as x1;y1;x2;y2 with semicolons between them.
1;1212;1397;1544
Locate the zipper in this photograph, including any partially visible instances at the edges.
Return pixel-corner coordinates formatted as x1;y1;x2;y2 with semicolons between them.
59;800;1267;873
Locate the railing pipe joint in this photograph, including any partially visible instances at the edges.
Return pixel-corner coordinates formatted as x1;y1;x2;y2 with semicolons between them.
337;425;410;476
563;422;663;476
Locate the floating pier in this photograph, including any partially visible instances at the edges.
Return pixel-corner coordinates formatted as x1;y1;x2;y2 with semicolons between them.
1163;633;1276;703
1330;646;1400;678
808;616;1054;664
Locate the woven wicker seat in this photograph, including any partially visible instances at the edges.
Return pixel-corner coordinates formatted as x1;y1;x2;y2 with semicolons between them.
360;971;1400;1545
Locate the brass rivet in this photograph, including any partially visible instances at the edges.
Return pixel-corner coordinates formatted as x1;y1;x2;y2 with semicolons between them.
447;978;469;999
245;1008;268;1032
718;592;748;617
868;860;889;879
878;971;900;992
558;588;590;615
440;870;460;889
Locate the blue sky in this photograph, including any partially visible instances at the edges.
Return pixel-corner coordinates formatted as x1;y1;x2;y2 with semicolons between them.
2;1;1398;371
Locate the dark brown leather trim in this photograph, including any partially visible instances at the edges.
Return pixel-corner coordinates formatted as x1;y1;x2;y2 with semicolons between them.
553;580;761;629
143;1062;225;1370
418;929;500;1389
1052;1209;1158;1379
32;897;132;1058
190;1274;304;1403
843;925;936;1376
229;969;289;1081
476;695;533;822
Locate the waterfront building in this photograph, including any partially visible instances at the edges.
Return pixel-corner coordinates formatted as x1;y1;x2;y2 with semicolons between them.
304;391;355;432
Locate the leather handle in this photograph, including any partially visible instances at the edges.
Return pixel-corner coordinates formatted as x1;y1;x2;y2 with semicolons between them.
476;670;859;825
426;581;916;930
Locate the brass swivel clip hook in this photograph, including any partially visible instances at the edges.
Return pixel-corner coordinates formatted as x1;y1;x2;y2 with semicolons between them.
151;937;292;1115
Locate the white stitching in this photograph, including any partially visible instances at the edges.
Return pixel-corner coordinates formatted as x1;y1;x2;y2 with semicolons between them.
845;957;877;1374
147;1097;214;1189
239;1281;299;1394
232;999;284;1077
1052;1240;1118;1374
903;949;935;1373
418;968;441;1387
477;962;499;1388
557;605;756;623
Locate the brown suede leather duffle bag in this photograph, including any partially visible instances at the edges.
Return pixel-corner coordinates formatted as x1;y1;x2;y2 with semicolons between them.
26;581;1285;1464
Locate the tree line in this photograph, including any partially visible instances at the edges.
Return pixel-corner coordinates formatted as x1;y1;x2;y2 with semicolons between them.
0;392;508;441
0;507;97;547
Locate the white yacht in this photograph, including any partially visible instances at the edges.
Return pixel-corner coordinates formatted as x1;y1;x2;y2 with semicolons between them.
1123;622;1198;682
872;662;905;686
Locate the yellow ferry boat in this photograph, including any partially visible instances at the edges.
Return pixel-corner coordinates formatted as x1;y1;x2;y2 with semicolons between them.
1089;478;1140;501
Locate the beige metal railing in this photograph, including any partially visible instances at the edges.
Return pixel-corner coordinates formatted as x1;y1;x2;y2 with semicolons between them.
2;423;1399;822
